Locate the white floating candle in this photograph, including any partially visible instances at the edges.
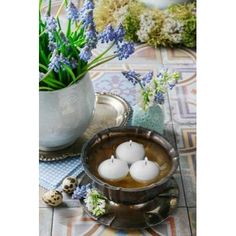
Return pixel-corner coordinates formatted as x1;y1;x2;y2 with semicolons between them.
98;155;129;181
130;157;160;184
116;140;145;165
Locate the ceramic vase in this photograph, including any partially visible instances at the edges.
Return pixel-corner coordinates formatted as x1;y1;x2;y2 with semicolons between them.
131;104;164;134
39;73;95;151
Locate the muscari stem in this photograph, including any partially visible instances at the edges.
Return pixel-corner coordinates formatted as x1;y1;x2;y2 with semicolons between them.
68;55;117;86
39;0;66;38
87;42;115;67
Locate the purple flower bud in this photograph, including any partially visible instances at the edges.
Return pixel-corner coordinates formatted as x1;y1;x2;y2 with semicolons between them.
72;184;91;199
116;42;135;60
45;16;57;32
141;71;153;86
85;23;98;49
70;57;78;69
154;92;165;104
59;32;69;45
122;70;140;85
79;46;92;62
114;24;125;43
49;52;70;73
99;24;115;43
66;1;79;22
79;0;94;28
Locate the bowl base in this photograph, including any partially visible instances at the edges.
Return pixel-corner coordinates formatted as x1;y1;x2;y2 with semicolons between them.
80;174;179;229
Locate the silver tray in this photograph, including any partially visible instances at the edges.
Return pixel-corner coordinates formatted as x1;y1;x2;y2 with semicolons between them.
39;92;132;161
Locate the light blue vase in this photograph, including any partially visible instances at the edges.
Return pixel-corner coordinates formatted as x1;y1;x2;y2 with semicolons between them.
131;104;164;134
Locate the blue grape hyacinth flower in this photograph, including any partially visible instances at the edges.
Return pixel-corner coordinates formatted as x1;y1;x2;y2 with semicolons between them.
72;184;92;199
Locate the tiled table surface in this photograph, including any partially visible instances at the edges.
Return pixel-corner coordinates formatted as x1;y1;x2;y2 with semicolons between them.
39;45;196;236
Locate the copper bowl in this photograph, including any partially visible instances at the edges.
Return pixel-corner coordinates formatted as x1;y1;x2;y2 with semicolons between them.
81;126;179;205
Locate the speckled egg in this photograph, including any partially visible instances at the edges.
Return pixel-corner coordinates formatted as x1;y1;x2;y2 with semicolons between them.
42;190;63;207
62;177;78;194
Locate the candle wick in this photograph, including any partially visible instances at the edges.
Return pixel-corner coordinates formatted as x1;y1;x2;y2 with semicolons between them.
145;157;148;166
129;140;132;147
111;155;115;163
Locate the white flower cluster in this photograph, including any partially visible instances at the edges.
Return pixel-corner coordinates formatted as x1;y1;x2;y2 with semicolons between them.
162;13;184;44
138;68;180;110
136;13;156;42
113;5;129;25
84;189;106;217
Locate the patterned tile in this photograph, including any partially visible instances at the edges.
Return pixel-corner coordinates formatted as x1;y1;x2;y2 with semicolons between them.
188;208;196;236
163;124;177;150
179;153;196;207
161;48;196;68
173;124;196;154
168;69;196;125
173;124;196;208
52;208;191;236
39;208;53;236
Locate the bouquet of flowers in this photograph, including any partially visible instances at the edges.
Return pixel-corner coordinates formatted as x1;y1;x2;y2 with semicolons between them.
122;68;180;110
39;0;135;91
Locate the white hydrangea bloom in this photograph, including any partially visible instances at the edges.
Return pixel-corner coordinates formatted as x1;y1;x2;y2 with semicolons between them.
113;5;128;25
137;13;156;42
162;14;184;44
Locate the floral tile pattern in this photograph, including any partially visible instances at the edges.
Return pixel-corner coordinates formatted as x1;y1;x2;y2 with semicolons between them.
51;208;191;236
160;48;196;67
179;152;196;207
168;69;196;125
39;46;196;236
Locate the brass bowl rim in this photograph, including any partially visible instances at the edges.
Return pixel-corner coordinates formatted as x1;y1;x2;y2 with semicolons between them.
81;126;179;192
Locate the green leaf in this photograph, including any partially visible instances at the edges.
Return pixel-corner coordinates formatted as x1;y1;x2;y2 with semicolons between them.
43;77;65;89
39;44;49;65
39;86;54;91
39;0;43;11
47;0;52;16
66;19;71;37
58;70;63;83
56;17;62;31
39;63;48;73
63;64;76;82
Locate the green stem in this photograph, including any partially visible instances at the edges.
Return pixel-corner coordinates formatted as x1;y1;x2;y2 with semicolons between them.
87;42;115;67
40;69;53;82
87;55;116;70
68;70;87;86
39;63;48;72
47;0;52;16
39;0;43;10
138;81;144;90
55;0;66;18
68;55;117;87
